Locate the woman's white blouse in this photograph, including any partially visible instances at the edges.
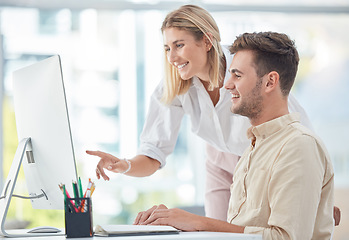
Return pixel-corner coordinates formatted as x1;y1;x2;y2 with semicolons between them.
138;46;313;167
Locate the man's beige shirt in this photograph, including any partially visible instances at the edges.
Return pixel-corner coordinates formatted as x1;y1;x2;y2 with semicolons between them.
227;113;334;239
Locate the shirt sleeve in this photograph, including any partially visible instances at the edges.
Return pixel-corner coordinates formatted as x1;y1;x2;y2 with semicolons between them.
137;81;185;168
244;134;333;239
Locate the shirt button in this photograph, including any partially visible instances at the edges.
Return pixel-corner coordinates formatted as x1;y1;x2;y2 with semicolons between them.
244;168;248;173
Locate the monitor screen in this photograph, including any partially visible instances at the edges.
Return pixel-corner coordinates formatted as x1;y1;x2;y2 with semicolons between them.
11;55;78;209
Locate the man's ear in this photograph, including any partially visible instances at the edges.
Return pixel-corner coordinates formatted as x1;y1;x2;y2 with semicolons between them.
265;71;279;93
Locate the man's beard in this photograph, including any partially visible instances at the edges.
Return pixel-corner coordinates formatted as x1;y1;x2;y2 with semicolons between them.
231;79;263;120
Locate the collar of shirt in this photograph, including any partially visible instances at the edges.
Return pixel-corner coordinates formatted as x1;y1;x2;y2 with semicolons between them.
246;113;301;147
192;76;204;88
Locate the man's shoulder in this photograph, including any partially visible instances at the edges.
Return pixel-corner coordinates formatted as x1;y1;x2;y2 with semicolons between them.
282;122;331;160
287;122;321;144
278;122;334;183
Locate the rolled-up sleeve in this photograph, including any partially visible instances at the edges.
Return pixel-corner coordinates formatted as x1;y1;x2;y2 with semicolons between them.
138;82;185;167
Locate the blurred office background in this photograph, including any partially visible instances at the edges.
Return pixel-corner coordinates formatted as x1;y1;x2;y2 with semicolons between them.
0;0;348;239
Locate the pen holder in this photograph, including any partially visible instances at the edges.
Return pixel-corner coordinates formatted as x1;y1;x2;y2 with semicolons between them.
65;197;93;238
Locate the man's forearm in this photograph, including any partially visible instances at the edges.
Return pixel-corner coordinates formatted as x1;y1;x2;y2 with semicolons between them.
197;216;245;233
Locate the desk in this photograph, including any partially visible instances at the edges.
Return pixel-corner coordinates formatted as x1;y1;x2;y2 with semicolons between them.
0;231;262;239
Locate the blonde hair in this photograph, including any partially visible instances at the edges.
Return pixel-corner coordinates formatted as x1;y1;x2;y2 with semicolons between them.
161;5;224;104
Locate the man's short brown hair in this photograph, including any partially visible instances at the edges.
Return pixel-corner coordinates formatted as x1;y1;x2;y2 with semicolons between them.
230;32;299;96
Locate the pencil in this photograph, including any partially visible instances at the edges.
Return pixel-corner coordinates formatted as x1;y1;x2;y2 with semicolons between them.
78;177;84;198
59;184;78;212
72;181;80;208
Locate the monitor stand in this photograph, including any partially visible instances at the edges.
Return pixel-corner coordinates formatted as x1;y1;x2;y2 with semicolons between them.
0;138;65;237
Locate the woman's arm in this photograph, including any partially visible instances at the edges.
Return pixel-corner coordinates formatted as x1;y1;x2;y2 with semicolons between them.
88;82;184;181
125;155;161;177
87;151;160;180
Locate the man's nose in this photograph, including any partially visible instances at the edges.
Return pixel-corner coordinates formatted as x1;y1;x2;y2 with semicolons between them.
224;75;235;90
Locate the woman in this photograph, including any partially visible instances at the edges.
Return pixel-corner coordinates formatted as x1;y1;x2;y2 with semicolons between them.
87;5;312;221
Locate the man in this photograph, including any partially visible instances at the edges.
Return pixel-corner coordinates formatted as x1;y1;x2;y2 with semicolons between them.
135;32;334;239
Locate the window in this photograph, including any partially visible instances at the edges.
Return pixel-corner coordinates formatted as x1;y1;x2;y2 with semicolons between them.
1;3;348;238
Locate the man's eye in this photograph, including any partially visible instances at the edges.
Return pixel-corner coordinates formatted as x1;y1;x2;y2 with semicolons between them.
165;48;170;52
235;74;241;78
176;44;184;48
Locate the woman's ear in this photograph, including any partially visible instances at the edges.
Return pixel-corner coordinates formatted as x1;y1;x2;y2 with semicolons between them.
265;71;279;93
204;33;213;51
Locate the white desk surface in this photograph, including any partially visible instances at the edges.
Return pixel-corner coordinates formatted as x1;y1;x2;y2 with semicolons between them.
0;231;262;239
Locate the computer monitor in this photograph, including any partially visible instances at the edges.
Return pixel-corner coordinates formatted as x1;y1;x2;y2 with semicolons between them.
0;55;78;237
